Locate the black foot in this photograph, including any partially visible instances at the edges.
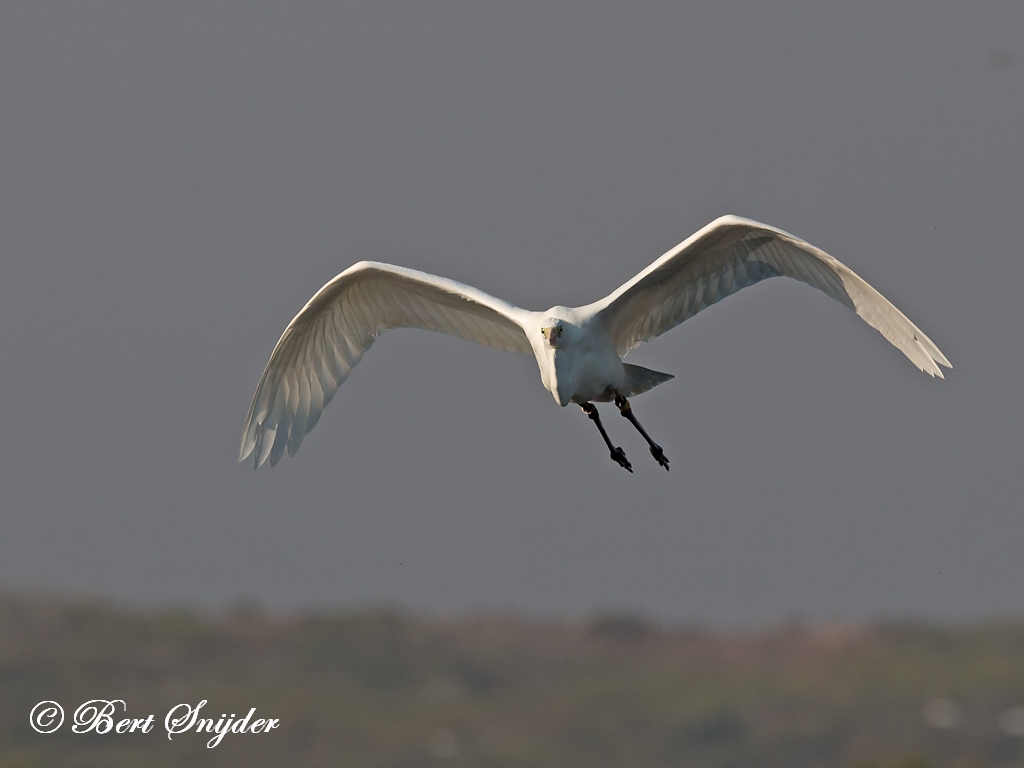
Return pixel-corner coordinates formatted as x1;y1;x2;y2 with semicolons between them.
649;444;670;471
611;446;633;472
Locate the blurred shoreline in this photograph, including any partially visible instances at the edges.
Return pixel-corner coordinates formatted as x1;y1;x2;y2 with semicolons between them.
3;591;1024;767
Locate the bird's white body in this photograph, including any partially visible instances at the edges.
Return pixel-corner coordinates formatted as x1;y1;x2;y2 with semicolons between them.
527;307;624;406
240;216;950;469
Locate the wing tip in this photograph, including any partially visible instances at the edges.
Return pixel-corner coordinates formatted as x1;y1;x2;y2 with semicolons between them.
239;420;271;470
238;431;255;465
915;351;951;379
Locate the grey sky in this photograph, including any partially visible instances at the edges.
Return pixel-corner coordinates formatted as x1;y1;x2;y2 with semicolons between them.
0;3;1019;625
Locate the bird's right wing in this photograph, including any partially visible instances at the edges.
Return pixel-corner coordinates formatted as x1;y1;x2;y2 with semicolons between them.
240;262;532;468
585;216;950;377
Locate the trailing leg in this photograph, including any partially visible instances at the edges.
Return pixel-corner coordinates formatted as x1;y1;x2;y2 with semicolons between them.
580;403;632;472
614;396;669;470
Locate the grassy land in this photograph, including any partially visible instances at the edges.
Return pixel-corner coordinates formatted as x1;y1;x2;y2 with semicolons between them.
1;595;1023;767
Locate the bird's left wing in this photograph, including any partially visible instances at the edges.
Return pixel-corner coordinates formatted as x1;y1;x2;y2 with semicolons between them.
583;215;950;376
240;262;532;468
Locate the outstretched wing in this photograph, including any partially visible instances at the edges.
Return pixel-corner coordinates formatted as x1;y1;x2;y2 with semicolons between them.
240;262;532;468
585;215;950;376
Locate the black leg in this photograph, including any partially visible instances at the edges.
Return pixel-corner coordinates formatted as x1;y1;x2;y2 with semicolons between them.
581;403;632;472
615;396;669;470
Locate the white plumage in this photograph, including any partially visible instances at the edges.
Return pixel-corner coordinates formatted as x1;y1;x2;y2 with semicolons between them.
240;216;950;469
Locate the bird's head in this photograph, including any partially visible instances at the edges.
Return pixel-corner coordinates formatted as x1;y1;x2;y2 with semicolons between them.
540;322;564;348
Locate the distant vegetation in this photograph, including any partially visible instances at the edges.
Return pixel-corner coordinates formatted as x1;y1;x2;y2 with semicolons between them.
2;594;1024;767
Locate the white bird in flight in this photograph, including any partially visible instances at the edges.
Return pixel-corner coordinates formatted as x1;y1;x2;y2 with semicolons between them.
240;215;949;472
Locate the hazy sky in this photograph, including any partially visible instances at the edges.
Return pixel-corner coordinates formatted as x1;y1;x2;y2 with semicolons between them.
0;3;1020;625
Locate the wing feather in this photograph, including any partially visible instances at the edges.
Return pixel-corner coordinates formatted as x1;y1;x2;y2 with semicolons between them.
240;262;531;468
585;216;950;377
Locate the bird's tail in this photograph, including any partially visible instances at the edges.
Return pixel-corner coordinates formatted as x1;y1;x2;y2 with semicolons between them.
621;364;674;397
